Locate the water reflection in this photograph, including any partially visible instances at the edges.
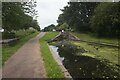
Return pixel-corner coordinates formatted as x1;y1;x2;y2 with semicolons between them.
50;44;119;78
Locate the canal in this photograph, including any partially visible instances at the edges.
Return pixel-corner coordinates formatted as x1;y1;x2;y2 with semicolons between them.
49;42;119;79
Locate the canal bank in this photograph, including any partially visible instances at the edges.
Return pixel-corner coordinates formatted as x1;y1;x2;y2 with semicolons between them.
48;45;72;78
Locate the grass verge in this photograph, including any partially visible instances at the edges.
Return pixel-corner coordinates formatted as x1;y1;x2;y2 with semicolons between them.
2;31;39;65
72;41;118;65
39;32;64;78
72;32;119;45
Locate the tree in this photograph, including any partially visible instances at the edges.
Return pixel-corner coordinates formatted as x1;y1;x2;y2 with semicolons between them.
23;0;38;19
57;14;65;26
30;20;40;31
2;0;40;32
57;2;99;32
2;2;25;31
43;24;55;31
57;23;69;31
90;2;120;37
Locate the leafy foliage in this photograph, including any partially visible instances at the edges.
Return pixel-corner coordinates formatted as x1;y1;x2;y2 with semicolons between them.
90;2;120;37
57;2;120;38
43;24;55;31
57;22;69;31
57;2;98;32
2;1;40;32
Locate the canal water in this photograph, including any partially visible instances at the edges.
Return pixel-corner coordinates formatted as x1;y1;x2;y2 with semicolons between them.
49;44;119;79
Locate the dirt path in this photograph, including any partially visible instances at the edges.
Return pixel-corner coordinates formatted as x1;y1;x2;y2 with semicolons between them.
2;32;46;78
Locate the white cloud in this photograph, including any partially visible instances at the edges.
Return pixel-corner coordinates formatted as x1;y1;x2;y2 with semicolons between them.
36;0;69;29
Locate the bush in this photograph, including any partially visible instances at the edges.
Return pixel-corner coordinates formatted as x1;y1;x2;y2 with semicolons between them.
2;31;16;39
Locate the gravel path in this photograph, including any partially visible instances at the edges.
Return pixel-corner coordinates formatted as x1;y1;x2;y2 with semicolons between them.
2;32;46;78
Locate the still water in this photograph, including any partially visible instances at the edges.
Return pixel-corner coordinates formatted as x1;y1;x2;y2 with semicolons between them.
49;44;119;78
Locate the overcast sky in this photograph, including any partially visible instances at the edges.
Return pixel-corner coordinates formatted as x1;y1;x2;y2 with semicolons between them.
36;0;69;29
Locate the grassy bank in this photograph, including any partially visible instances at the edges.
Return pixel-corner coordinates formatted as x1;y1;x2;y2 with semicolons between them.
72;41;118;65
71;32;119;65
39;32;64;78
2;31;39;65
72;32;119;45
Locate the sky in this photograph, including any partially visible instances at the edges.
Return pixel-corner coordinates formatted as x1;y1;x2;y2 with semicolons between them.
36;0;69;29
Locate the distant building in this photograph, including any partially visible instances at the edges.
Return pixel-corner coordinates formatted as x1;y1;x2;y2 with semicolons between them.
53;29;56;31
